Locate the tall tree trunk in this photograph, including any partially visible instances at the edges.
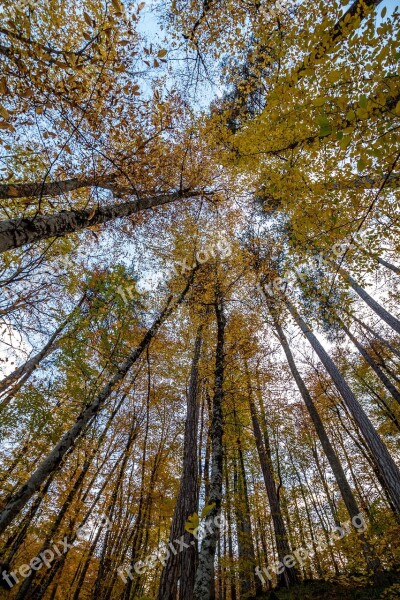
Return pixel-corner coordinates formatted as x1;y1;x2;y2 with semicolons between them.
158;324;203;600
0;175;116;200
283;295;400;516
336;266;400;334
356;373;400;431
245;364;299;586
92;415;139;599
0;268;197;534
378;257;400;276
0;190;199;253
269;307;382;572
194;291;226;600
0;294;86;406
233;409;262;597
339;319;400;406
349;313;400;360
224;460;237;600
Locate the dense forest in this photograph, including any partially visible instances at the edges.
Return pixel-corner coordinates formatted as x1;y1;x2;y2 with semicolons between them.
0;0;399;598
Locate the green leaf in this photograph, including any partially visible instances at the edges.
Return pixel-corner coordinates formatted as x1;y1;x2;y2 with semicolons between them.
359;94;368;109
357;158;366;171
339;135;351;150
313;97;325;107
316;114;331;136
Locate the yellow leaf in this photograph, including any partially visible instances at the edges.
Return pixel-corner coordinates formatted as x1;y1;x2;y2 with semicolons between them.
201;502;216;519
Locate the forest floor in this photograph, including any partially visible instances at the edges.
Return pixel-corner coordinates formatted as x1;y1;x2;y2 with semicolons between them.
255;576;400;599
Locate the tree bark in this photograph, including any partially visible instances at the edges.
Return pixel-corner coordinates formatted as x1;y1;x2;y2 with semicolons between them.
246;363;298;586
194;292;226;600
336;266;400;334
284;295;400;516
158;324;202;600
378;257;400;276
233;409;262;597
0;189;201;253
339;319;400;406
0;294;86;405
349;313;400;360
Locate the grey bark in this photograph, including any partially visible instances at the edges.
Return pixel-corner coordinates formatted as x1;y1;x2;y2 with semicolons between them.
337;266;400;334
0;294;86;406
284;295;400;515
340;320;400;406
194;293;226;600
0;190;201;253
378;257;400;276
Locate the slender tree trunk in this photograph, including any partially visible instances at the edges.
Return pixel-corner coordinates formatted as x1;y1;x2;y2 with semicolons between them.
0;190;200;253
93;416;139;599
204;391;212;502
336;266;400;334
269;307;382;572
0;294;86;406
233;412;262;597
246;364;298;586
289;453;324;579
0;269;197;534
350;313;400;360
194;291;226;600
284;295;400;517
338;318;400;406
357;375;400;431
224;460;237;600
378;257;400;276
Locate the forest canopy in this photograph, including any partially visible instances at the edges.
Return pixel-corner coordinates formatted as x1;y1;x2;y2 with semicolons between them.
0;0;400;599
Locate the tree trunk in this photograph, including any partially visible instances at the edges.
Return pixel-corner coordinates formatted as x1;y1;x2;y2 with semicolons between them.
0;294;86;406
0;175;115;200
340;319;400;406
246;364;298;586
0;190;199;253
378;257;400;276
349;313;400;360
284;295;400;516
158;324;203;600
194;292;226;600
337;266;400;334
224;460;237;600
233;409;262;597
0;269;197;534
